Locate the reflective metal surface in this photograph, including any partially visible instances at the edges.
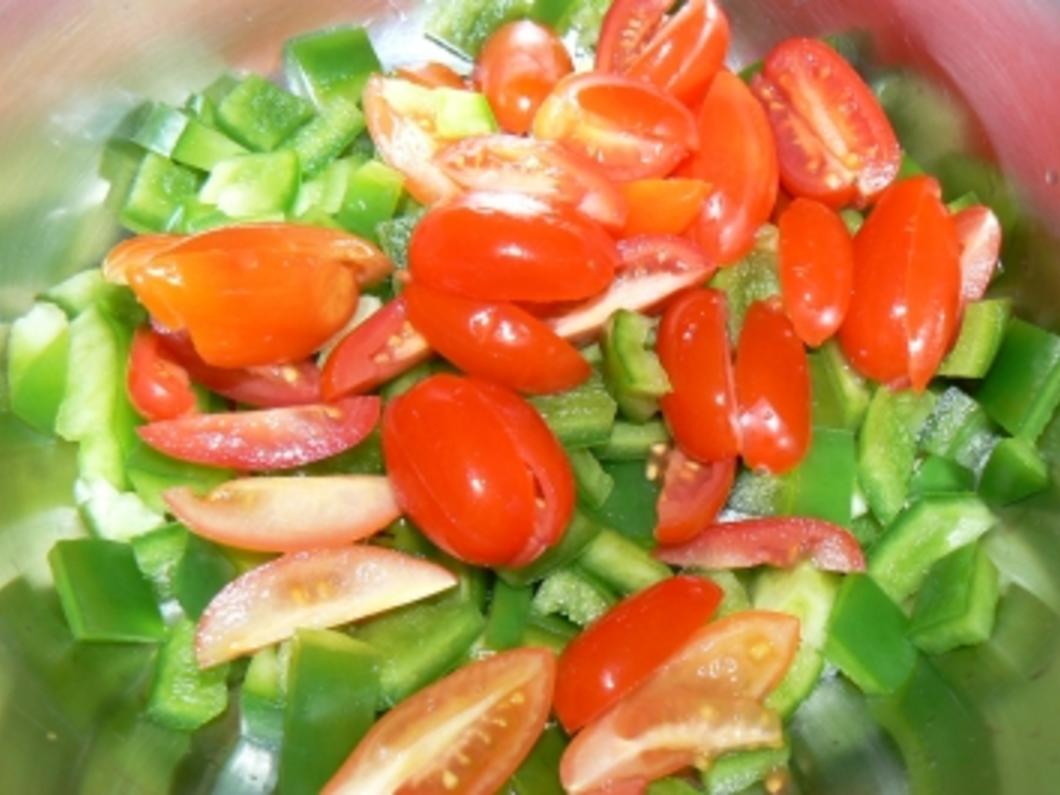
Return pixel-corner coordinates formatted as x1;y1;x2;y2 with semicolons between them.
1;0;1059;792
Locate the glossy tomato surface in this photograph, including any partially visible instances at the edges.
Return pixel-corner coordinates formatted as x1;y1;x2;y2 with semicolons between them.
621;178;709;237
127;327;197;421
655;452;736;546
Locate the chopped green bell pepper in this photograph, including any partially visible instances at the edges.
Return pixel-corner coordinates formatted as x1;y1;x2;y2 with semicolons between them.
978;316;1060;441
74;475;166;542
708;229;780;339
216;74;314;151
909;455;975;498
336;159;405;242
7;302;69;434
426;0;534;58
601;309;671;422
586;459;659;545
909;542;999;655
375;209;424;270
576;528;670;595
284;27;382;107
530;372;618;449
593;419;670;461
284;99;365;179
484;580;534;651
937;299;1012;378
147;619;228;731
809;341;872;431
568;448;615;510
119;152;203;233
780;426;856;525
918;386;999;473
498;510;603;587
701;570;751;617
434;87;498;138
704;747;790;795
507;723;567;794
124;102;248;171
647;778;701;795
124;438;232;514
132;522;190;605
199;150;300;218
978;436;1051;505
532;566;616;626
241;646;286;747
172;534;238;620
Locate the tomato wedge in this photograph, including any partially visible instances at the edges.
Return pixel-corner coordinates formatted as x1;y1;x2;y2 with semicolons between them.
404;282;590;395
554;576;723;733
137;396;380;471
735;299;811;473
597;0;730;106
475;20;573;135
656;517;866;573
324;648;555;795
103;233;179;284
127;327;197;421
683;70;779;265
778;197;854;347
533;73;699;182
954;205;1002;302
383;375;573;566
621;178;710;237
658;289;740;463
752;38;901;207
164;475;401;553
195;546;456;668
395;62;467;90
560;611;799;794
654;452;736;546
434;134;628;229
409;193;618;303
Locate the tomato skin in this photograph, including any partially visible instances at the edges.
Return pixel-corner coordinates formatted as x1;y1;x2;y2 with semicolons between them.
735;299;811;473
395;62;467;89
954;205;1002;302
475;20;573;135
409;193;618;303
778;197;854;346
654;452;735;546
554;576;723;733
621;178;709;237
324;648;556;795
597;0;730;106
127;328;197;421
533;73;700;182
404;282;591;395
103;234;179;284
382;375;573;566
684;70;779;265
752;38;901;207
658;289;740;462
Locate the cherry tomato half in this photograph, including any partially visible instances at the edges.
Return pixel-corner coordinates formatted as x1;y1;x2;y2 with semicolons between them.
621;178;709;238
382;375;574;566
597;0;730;106
752;38;901;207
533;73;700;182
954;205;1002;303
554;576;723;733
127;327;197;421
654;451;736;546
475;20;573;135
394;61;467;89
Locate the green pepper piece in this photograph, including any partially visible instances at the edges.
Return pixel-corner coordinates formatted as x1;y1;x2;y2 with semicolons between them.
199;150;300;218
484;580;534;651
708;228;780;339
767;645;824;718
284;99;365;179
426;0;535;58
376;209;424;270
147;619;229;731
241;646;285;747
703;747;790;795
434;87;498;138
124;102;248;171
587;459;660;545
216;74;314;151
908;455;975;499
647;778;702;795
839;208;864;234
293;156;359;217
530;372;618;449
848;512;882;549
909;542;999;655
918;385;999;473
978;317;1060;441
937;299;1012;378
700;570;751;617
173;534;238;619
284;27;382;107
337;159;405;242
779;426;856;525
577;528;670;595
132;522;190;604
568;448;615;509
75;475;166;542
124;438;232;513
808;341;871;431
593;419;670;461
532;567;616;627
498;510;603;587
119;153;203;233
521;613;578;653
507;723;567;794
7;302;69;434
601;309;671;422
185;73;240;126
725;469;783;517
978;436;1051;505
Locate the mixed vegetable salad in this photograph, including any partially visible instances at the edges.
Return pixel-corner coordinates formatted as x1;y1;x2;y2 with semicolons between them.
6;0;1060;792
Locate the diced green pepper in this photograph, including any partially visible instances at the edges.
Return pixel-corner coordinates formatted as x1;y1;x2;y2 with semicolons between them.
808;341;872;430
284;27;382;107
848;512;882;548
767;645;824;717
601;310;671;422
426;0;534;58
593;419;670;461
507;723;567;794
978;317;1060;441
336;159;405;242
521;613;578;653
199;150;300;218
703;747;790;795
909;455;975;499
185;73;240;126
375;209;424;270
173;534;238;619
147;619;228;730
647;778;701;795
568;448;615;509
7;302;69;434
918;385;999;473
131;522;188;605
120;153;203;233
41;268;110;318
74;475;166;542
532;567;616;626
946;191;981;213
700;570;751;617
587;459;659;545
839;208;864;235
241;646;285;746
435;87;498;138
577;528;670;595
909;542;999;655
824;573;917;695
978;436;1051;505
293;156;358;217
124;439;232;514
484;580;534;651
530;372;618;449
779;427;856;525
708;228;780;339
124;102;248;171
284;99;365;179
937;299;1012;378
498;510;603;587
216;74;314;151
725;469;783;517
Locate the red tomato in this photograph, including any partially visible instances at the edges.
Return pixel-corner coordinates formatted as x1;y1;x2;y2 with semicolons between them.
554;576;723;733
621;178;709;237
752;38;901;207
656;516;866;573
196;546;456;667
735;299;811;473
164;475;400;553
838;176;961;389
137;396;380;471
475;20;573;135
954;205;1002;302
394;62;467;89
382;375;574;566
127;328;197;421
533;73;700;182
560;611;799;794
324;648;555;795
362;75;461;205
657;289;740;462
654;452;736;546
778;197;855;346
103;233;179;284
403;282;590;395
596;0;730;106
683;70;779;265
434;134;628;229
409;193;618;303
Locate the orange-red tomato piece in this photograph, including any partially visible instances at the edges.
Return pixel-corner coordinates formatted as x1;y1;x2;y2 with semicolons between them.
621;178;709;238
954;205;1002;303
394;61;467;89
654;452;736;546
126;327;197;422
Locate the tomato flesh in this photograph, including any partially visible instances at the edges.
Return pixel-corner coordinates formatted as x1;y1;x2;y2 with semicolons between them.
395;62;467;90
954;205;1002;302
127;328;197;421
621;178;710;237
654;452;736;546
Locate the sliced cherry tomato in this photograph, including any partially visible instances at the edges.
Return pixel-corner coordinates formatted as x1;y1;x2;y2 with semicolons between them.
657;289;740;462
404;282;590;394
596;0;730;106
560;611;799;794
533;73;699;182
554;576;723;733
735;299;811;473
954;205;1002;302
127;327;197;421
838;176;961;389
362;75;461;205
137;396;380;471
752;38;901;207
383;375;574;566
778;197;854;346
475;20;573;135
102;233;179;284
683;70;779;265
434;134;628;229
324;648;555;795
654;452;736;546
409;193;618;303
621;178;709;237
164;475;400;553
196;546;456;668
394;61;467;89
656;516;866;573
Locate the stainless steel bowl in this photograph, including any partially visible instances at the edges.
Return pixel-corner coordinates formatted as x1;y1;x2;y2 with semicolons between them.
2;1;1059;792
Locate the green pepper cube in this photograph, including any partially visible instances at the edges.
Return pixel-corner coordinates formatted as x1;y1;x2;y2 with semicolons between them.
568;448;615;510
172;117;248;171
375;209;423;269
336;159;405;241
909;543;999;655
132;522;189;602
507;723;567;794
7;302;69;434
49;538;165;643
918;386;998;472
277;629;380;795
434;87;498;138
577;528;670;595
703;746;790;795
702;570;751;618
173;533;238;619
185;73;240;126
909;455;975;499
484;580;535;651
586;459;660;546
127;102;247;171
937;299;1011;378
602;310;671;423
124;438;232;514
978;317;1060;441
426;0;535;58
284;99;365;179
593;419;670;461
75;475;167;542
284;27;382;107
216;74;314;152
498;510;603;587
199;150;300;218
809;340;871;431
646;778;701;795
767;644;824;716
120;153;203;232
708;235;780;339
241;646;285;746
780;426;856;525
532;567;615;627
978;436;1051;505
126;102;191;157
824;573;917;695
147;619;229;731
530;372;617;450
